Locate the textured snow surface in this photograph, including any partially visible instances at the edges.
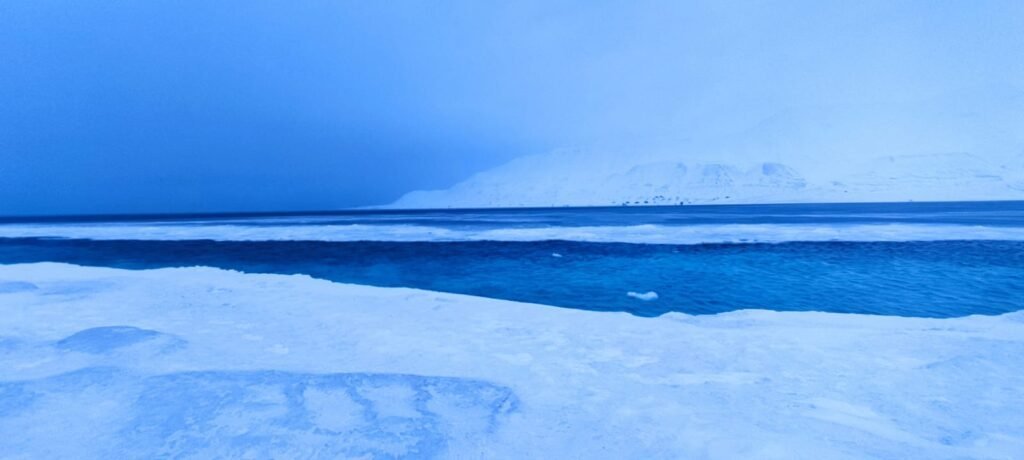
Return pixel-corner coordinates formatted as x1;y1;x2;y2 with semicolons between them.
2;263;1023;459
3;222;1024;244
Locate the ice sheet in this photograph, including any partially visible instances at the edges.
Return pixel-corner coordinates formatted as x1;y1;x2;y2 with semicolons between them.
1;263;1022;458
2;222;1023;244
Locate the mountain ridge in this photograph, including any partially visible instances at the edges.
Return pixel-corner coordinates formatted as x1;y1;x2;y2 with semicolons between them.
388;151;1024;208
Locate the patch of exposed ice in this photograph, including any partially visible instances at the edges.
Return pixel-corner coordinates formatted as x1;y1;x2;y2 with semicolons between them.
0;368;516;458
0;281;38;293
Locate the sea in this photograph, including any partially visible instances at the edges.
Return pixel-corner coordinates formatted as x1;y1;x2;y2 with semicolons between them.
1;201;1022;317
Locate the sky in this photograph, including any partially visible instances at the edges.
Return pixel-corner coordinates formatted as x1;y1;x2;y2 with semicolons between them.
1;0;1022;215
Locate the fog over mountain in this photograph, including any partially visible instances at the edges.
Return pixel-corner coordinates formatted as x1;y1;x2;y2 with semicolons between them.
2;1;1022;213
391;85;1024;208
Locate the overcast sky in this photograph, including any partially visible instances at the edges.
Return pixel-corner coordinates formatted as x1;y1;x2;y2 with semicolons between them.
2;0;1022;215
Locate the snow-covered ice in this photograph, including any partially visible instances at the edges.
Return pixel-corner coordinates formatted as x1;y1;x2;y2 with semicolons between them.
2;222;1024;244
1;263;1023;458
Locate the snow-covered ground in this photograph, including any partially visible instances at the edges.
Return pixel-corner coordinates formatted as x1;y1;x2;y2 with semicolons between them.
2;263;1022;458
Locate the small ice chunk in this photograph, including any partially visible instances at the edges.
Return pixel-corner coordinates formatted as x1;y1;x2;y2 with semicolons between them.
627;291;659;301
551;253;563;258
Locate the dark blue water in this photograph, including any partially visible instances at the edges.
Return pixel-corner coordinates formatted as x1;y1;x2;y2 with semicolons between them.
1;237;1022;317
2;201;1023;317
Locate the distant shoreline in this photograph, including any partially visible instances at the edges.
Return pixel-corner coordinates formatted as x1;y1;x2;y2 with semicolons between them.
3;198;1024;223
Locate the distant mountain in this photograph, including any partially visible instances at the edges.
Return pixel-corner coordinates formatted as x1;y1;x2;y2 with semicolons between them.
388;151;1024;208
389;86;1024;208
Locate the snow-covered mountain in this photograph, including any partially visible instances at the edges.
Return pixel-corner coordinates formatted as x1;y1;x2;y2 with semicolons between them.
389;87;1024;208
389;151;1024;208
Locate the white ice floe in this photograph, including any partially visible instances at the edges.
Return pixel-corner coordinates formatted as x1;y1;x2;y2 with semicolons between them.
627;291;659;301
1;263;1023;458
1;222;1023;244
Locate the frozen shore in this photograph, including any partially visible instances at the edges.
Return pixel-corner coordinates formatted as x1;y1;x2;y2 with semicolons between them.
1;263;1022;458
3;222;1024;244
